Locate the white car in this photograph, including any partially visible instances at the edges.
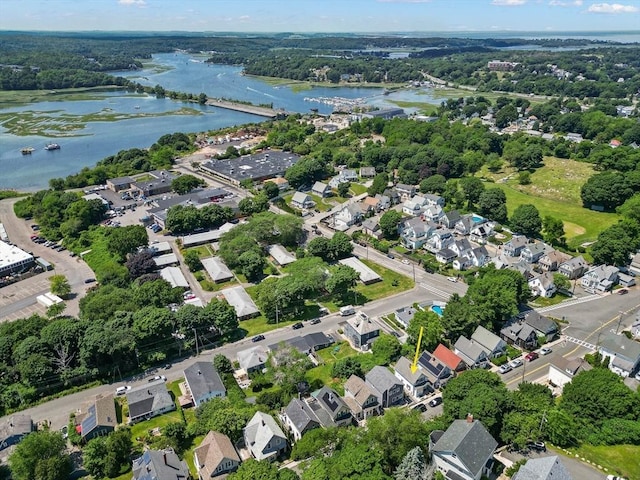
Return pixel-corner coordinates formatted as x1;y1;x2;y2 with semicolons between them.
115;385;131;396
509;359;523;368
402;259;410;265
447;276;458;283
539;347;552;356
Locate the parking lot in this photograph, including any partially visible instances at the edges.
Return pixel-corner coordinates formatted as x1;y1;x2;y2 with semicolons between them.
0;274;53;321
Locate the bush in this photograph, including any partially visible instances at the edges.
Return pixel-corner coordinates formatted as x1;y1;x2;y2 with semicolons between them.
506;345;521;359
201;280;216;291
492;354;509;366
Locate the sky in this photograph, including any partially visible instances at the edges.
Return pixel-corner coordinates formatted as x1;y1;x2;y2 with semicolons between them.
1;0;640;33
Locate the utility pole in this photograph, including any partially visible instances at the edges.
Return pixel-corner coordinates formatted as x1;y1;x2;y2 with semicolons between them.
538;410;547;439
193;328;199;356
615;310;625;334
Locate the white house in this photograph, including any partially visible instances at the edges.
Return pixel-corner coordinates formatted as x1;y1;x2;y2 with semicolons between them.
402;195;428;216
400;217;437;250
394;356;430;399
421;204;444;222
183;362;226;408
598;333;640;378
425;230;454;253
333;204;363;230
528;272;557;298
291;192;314;210
581;265;619;292
548;357;592;393
312;181;331;198
244;412;288;461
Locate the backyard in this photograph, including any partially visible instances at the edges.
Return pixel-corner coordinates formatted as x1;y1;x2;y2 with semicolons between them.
565;443;640;480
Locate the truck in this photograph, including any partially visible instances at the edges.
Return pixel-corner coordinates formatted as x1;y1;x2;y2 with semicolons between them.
339;305;355;316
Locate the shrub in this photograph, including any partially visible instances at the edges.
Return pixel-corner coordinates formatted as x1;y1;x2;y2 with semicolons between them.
492;354;509;366
506;345;520;359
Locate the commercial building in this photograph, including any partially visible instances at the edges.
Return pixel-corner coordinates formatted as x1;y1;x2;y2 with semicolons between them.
0;241;35;276
201;151;301;187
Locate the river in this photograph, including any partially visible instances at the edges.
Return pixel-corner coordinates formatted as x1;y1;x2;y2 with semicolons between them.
2;53;447;191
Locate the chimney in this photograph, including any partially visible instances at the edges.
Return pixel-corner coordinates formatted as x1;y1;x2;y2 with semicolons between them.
466;413;474;423
147;390;151;395
164;451;168;465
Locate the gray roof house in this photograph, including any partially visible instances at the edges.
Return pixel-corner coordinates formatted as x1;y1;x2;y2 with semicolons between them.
418;351;453;390
598;333;640;378
244;411;288;461
132;448;190;480
291;191;314;209
343;375;381;423
310;386;353;427
429;416;498;480
365;366;404;408
504;235;528;257
360;166;377;178
126;380;175;424
454;336;490;369
194;430;241;478
0;414;32;453
201;257;234;283
343;313;380;350
400;217;437;250
528;272;557;298
439;209;461;229
267;244;296;266
539;250;571;272
558;255;588;280
80;394;117;441
500;322;538;350
237;345;269;374
581;265;619;292
394;356;430;399
282;398;321;441
523;311;558;341
471;326;507;359
424;193;445;207
394;184;417;202
361;217;383;240
512;456;573;480
184;362;226;408
312;181;331;198
521;242;548;263
221;286;260;320
394;305;419;328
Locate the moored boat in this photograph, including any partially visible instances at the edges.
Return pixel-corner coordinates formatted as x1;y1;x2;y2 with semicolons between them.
21;147;35;155
45;143;61;151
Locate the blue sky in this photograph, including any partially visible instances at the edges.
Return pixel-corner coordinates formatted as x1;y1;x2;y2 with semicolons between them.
1;0;639;33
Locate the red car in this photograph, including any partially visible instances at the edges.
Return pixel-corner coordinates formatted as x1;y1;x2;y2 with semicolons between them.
525;351;539;362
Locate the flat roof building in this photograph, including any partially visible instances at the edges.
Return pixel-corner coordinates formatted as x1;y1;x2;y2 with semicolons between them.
0;241;35;277
160;266;190;289
200;151;301;186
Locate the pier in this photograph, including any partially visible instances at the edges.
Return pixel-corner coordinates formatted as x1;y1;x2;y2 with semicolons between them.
205;98;283;118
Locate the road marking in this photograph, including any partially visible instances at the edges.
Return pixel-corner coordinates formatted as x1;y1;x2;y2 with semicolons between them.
563;336;595;350
419;282;451;299
535;294;600;313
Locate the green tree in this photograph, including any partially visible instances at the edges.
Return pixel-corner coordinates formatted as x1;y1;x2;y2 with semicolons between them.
171;174;204;194
263;181;281;199
328;232;353;260
9;431;70;480
46;302;67;319
183;249;203;272
307;236;331;260
495;104;518;129
82;437;108;478
125;250;157;279
331;357;363;379
544;408;578;447
49;274;71;298
214;354;233;374
419;174;446;194
510;204;542;238
379;210;403;240
542;216;565;246
205;298;238;336
371;333;401;365
581;171;633;211
326;264;359;295
337;182;350;198
459;177;485;207
518;171;531;185
407;310;444;353
478;188;507;224
368;173;388;196
229;459;298;480
237;249;265;282
393;446;429;480
553;273;571;292
192;398;256;442
106;225;148;260
590;222;639;267
618;194;640;224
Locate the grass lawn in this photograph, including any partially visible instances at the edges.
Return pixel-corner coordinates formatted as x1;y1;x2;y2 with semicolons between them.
350;183;368;196
306;342;359;394
184;244;215;258
566;444;640;480
307;192;332;212
528;293;572;308
355;259;414;301
129;410;184;444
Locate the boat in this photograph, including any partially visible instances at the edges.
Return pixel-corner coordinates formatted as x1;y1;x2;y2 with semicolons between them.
21;147;35;155
44;143;61;151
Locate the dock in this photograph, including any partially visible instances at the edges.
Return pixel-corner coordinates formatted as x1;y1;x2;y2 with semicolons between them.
205;98;283;118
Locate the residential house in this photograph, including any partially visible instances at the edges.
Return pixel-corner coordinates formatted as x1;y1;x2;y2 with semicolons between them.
394;305;419;329
528;272;557;298
126;380;176;424
454;336;490;369
439;210;461;229
382;188;400;205
454;214;478;236
365;366;405;408
436;248;458;264
424;193;445;207
312;181;331;198
618;272;636;287
329;169;357;188
267;244;296;267
433;344;466;372
361;196;381;214
0;414;32;453
80;394;117;441
374;193;391;210
558;255;588;280
282;398;320;441
291;192;314;210
449;238;472;258
310;386;353;427
581;265;619;292
132;449;190;480
469;222;493;245
429;416;498;480
359;166;377;178
454;246;491;271
265;176;289;191
343;314;380;350
184;362;226;408
418;351;453;390
269;333;335;356
361;217;383;240
333;204;363;230
539;250;571;272
395;184;416;202
400;217;436;250
402;195;428;216
421;204;444;222
548;357;592;393
500;322;538;350
512;456;573;480
194;431;241;479
425;230;454;254
471;326;507;359
237;345;269;374
394;356;431;398
244;411;288;461
598;333;640;378
201;257;234;284
504;235;528;257
521;243;548;263
343;375;381;424
510;259;535;281
221;286;260;320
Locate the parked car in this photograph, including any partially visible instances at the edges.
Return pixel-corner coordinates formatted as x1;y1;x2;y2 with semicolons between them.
539;347;552;356
412;404;427;413
115;385;131;396
402;259;410;265
618;288;628;295
149;375;167;382
84;278;96;284
428;397;443;407
499;364;512;374
509;358;523;368
528;441;546;452
386;253;395;259
447;276;458;283
309;318;321;325
607;476;628;480
525;351;539;362
252;334;265;343
292;322;304;330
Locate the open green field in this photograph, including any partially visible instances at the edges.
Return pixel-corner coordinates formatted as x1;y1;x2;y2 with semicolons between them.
0;86;129;108
426;86;550;105
184;244;216;259
306;342;358;393
349;183;368;196
566;444;640;480
478;157;618;247
389;99;440;113
356;259;414;300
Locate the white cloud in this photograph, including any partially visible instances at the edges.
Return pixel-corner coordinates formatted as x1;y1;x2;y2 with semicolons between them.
118;0;146;5
587;3;639;13
549;0;583;6
491;0;527;5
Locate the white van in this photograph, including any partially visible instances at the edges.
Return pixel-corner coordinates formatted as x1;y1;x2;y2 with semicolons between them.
339;305;355;316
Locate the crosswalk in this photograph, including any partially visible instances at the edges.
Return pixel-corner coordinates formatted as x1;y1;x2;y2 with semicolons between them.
419;282;451;299
535;294;601;313
562;335;596;351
